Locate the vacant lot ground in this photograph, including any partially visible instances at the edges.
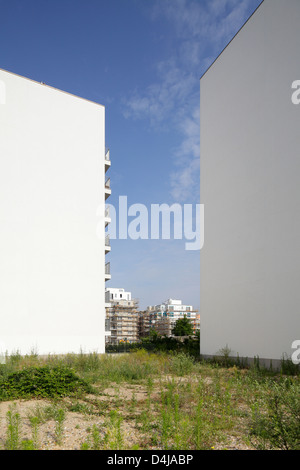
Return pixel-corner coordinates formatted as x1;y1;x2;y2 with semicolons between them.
0;350;299;450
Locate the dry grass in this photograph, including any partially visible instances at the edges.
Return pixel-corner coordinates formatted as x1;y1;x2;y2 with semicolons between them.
0;350;299;450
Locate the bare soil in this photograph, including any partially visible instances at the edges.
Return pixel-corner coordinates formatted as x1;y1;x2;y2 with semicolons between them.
0;378;253;450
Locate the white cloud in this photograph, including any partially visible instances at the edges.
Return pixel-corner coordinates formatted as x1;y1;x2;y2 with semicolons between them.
170;105;200;201
170;158;200;201
123;0;260;202
154;0;254;44
123;57;197;126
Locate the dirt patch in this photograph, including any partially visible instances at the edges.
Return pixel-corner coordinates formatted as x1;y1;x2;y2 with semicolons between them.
0;378;254;451
0;382;154;450
0;398;102;450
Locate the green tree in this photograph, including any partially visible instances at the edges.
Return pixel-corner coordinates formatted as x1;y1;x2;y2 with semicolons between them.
172;315;194;337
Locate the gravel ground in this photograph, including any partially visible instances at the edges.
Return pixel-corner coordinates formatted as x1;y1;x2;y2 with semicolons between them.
0;379;254;451
0;398;102;450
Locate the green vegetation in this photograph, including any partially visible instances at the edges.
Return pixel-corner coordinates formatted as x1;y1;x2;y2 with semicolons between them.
0;348;298;450
54;408;66;445
5;404;22;450
0;365;94;401
249;378;300;450
171;315;194;336
105;330;200;357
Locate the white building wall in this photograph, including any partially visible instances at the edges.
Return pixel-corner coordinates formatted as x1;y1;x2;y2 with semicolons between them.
106;288;132;302
0;69;106;356
200;0;300;363
148;299;194;313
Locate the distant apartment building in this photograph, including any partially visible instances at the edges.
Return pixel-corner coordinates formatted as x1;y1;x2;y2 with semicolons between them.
147;299;200;337
105;288;139;345
0;68;110;356
200;0;300;365
138;311;151;339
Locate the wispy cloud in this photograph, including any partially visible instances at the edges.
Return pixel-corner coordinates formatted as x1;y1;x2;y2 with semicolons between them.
154;0;254;46
123;57;197;126
123;0;260;202
170;105;200;201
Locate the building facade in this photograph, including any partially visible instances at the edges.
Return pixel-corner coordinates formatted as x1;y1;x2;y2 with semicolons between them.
200;0;300;365
147;299;200;337
105;288;139;345
138;311;151;339
0;68;109;356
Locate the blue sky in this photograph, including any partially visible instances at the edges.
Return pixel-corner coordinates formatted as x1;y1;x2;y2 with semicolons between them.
1;0;263;310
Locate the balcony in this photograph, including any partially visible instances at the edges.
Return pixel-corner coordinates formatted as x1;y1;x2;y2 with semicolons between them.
105;234;111;254
105;148;111;172
105;177;111;200
105;319;111;336
105;262;111;282
105;206;111;227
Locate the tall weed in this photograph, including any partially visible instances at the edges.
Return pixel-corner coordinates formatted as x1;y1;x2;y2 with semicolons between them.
250;378;300;450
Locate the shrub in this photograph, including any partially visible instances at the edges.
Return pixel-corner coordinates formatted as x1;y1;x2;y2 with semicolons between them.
169;352;195;376
172;316;194;337
0;365;93;401
281;354;300;376
250;378;300;450
5;404;22;450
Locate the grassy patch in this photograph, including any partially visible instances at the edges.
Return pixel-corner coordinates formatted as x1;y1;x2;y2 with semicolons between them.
0;350;299;450
0;365;94;401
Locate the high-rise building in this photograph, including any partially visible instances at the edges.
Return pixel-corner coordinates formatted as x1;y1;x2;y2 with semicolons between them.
0;68;110;356
147;299;200;337
200;0;300;366
105;288;139;345
138;311;151;339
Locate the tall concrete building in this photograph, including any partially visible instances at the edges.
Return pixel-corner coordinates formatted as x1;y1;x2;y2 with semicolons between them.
147;299;200;337
200;0;300;366
0;68;110;356
105;288;139;345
